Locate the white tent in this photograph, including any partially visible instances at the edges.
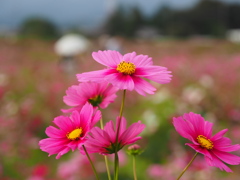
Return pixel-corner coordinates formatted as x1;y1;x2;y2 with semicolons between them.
54;34;90;56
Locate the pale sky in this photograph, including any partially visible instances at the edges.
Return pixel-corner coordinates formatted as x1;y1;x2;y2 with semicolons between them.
0;0;239;30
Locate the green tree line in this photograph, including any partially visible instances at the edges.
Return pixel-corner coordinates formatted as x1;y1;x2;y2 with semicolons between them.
105;0;240;38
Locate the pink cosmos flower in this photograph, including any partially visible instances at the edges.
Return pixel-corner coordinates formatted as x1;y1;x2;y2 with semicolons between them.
173;112;240;172
62;82;118;113
39;103;101;159
77;50;172;96
82;117;145;155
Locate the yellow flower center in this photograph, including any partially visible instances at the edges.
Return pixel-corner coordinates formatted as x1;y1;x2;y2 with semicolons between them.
116;61;136;75
67;128;83;140
197;135;214;150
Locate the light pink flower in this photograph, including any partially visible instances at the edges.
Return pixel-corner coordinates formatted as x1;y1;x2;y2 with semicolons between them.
82;117;145;155
62;82;118;113
31;164;48;177
147;164;174;180
77;50;172;96
27;176;45;180
39;103;101;159
109;150;128;166
57;152;92;179
173;112;240;172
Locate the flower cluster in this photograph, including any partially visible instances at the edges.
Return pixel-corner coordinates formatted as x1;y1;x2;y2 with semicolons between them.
39;50;171;159
39;50;240;180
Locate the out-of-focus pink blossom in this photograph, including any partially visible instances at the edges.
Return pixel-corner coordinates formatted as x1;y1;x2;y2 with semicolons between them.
27;176;45;180
109;150;128;166
230;127;240;140
229;109;240;122
57;152;92;179
31;164;48;177
147;164;174;180
182;86;205;105
147;164;165;178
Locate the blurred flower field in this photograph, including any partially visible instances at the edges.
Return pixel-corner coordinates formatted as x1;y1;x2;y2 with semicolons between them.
0;37;240;180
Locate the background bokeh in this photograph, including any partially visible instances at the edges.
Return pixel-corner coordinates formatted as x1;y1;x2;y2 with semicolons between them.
1;0;240;179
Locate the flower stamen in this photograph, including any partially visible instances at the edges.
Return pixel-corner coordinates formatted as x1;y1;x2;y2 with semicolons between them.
67;128;83;140
197;135;214;150
117;61;136;75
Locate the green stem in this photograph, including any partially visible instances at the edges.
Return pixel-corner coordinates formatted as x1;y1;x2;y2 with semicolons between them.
176;152;198;180
100;117;104;129
115;90;127;148
82;145;100;180
114;151;119;180
114;90;126;180
99;118;112;180
119;89;126;118
133;156;137;180
104;155;112;180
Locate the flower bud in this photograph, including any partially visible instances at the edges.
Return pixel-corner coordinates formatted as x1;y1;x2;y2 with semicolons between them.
127;144;143;156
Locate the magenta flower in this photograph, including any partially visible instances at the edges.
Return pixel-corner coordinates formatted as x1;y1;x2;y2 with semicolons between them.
39;103;101;159
173;112;240;172
77;50;172;96
82;117;145;155
62;82;118;113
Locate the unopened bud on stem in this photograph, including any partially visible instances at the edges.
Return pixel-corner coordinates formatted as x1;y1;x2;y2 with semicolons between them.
127;144;143;156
